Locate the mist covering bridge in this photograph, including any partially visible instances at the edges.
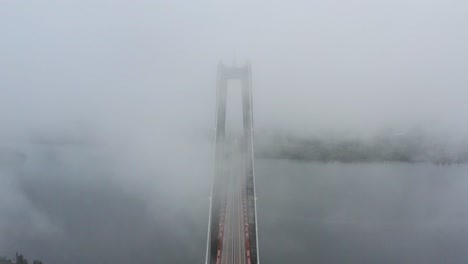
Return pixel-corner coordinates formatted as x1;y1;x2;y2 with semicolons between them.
206;63;259;264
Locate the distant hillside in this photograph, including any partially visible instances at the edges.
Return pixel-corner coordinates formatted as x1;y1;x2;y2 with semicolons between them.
255;131;468;164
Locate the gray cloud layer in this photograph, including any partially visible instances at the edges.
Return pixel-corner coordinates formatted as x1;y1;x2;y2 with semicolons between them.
2;0;468;137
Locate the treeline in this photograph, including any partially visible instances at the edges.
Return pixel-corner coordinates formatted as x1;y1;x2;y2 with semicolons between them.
0;253;43;264
255;131;468;164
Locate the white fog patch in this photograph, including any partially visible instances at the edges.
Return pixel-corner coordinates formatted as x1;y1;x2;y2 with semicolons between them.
0;171;61;247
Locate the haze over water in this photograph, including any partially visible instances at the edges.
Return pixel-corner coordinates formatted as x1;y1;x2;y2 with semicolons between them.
1;0;468;263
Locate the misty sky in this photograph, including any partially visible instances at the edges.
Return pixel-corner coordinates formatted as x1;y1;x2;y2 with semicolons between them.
1;0;468;140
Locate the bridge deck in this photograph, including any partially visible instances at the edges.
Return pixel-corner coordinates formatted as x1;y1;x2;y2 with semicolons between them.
219;147;247;264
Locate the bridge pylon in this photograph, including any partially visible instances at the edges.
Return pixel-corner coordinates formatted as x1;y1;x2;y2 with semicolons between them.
206;62;259;264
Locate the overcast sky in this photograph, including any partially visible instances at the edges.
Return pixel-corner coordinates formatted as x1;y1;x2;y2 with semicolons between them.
1;0;468;140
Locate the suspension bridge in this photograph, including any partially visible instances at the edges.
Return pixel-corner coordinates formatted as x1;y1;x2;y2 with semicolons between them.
205;62;259;264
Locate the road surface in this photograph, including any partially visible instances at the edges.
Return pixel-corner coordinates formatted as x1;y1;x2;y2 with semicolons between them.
220;144;247;264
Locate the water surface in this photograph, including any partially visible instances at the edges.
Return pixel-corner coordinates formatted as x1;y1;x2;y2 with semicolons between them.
256;160;468;264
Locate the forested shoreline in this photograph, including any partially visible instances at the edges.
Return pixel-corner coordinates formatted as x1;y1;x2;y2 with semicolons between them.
0;253;43;264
